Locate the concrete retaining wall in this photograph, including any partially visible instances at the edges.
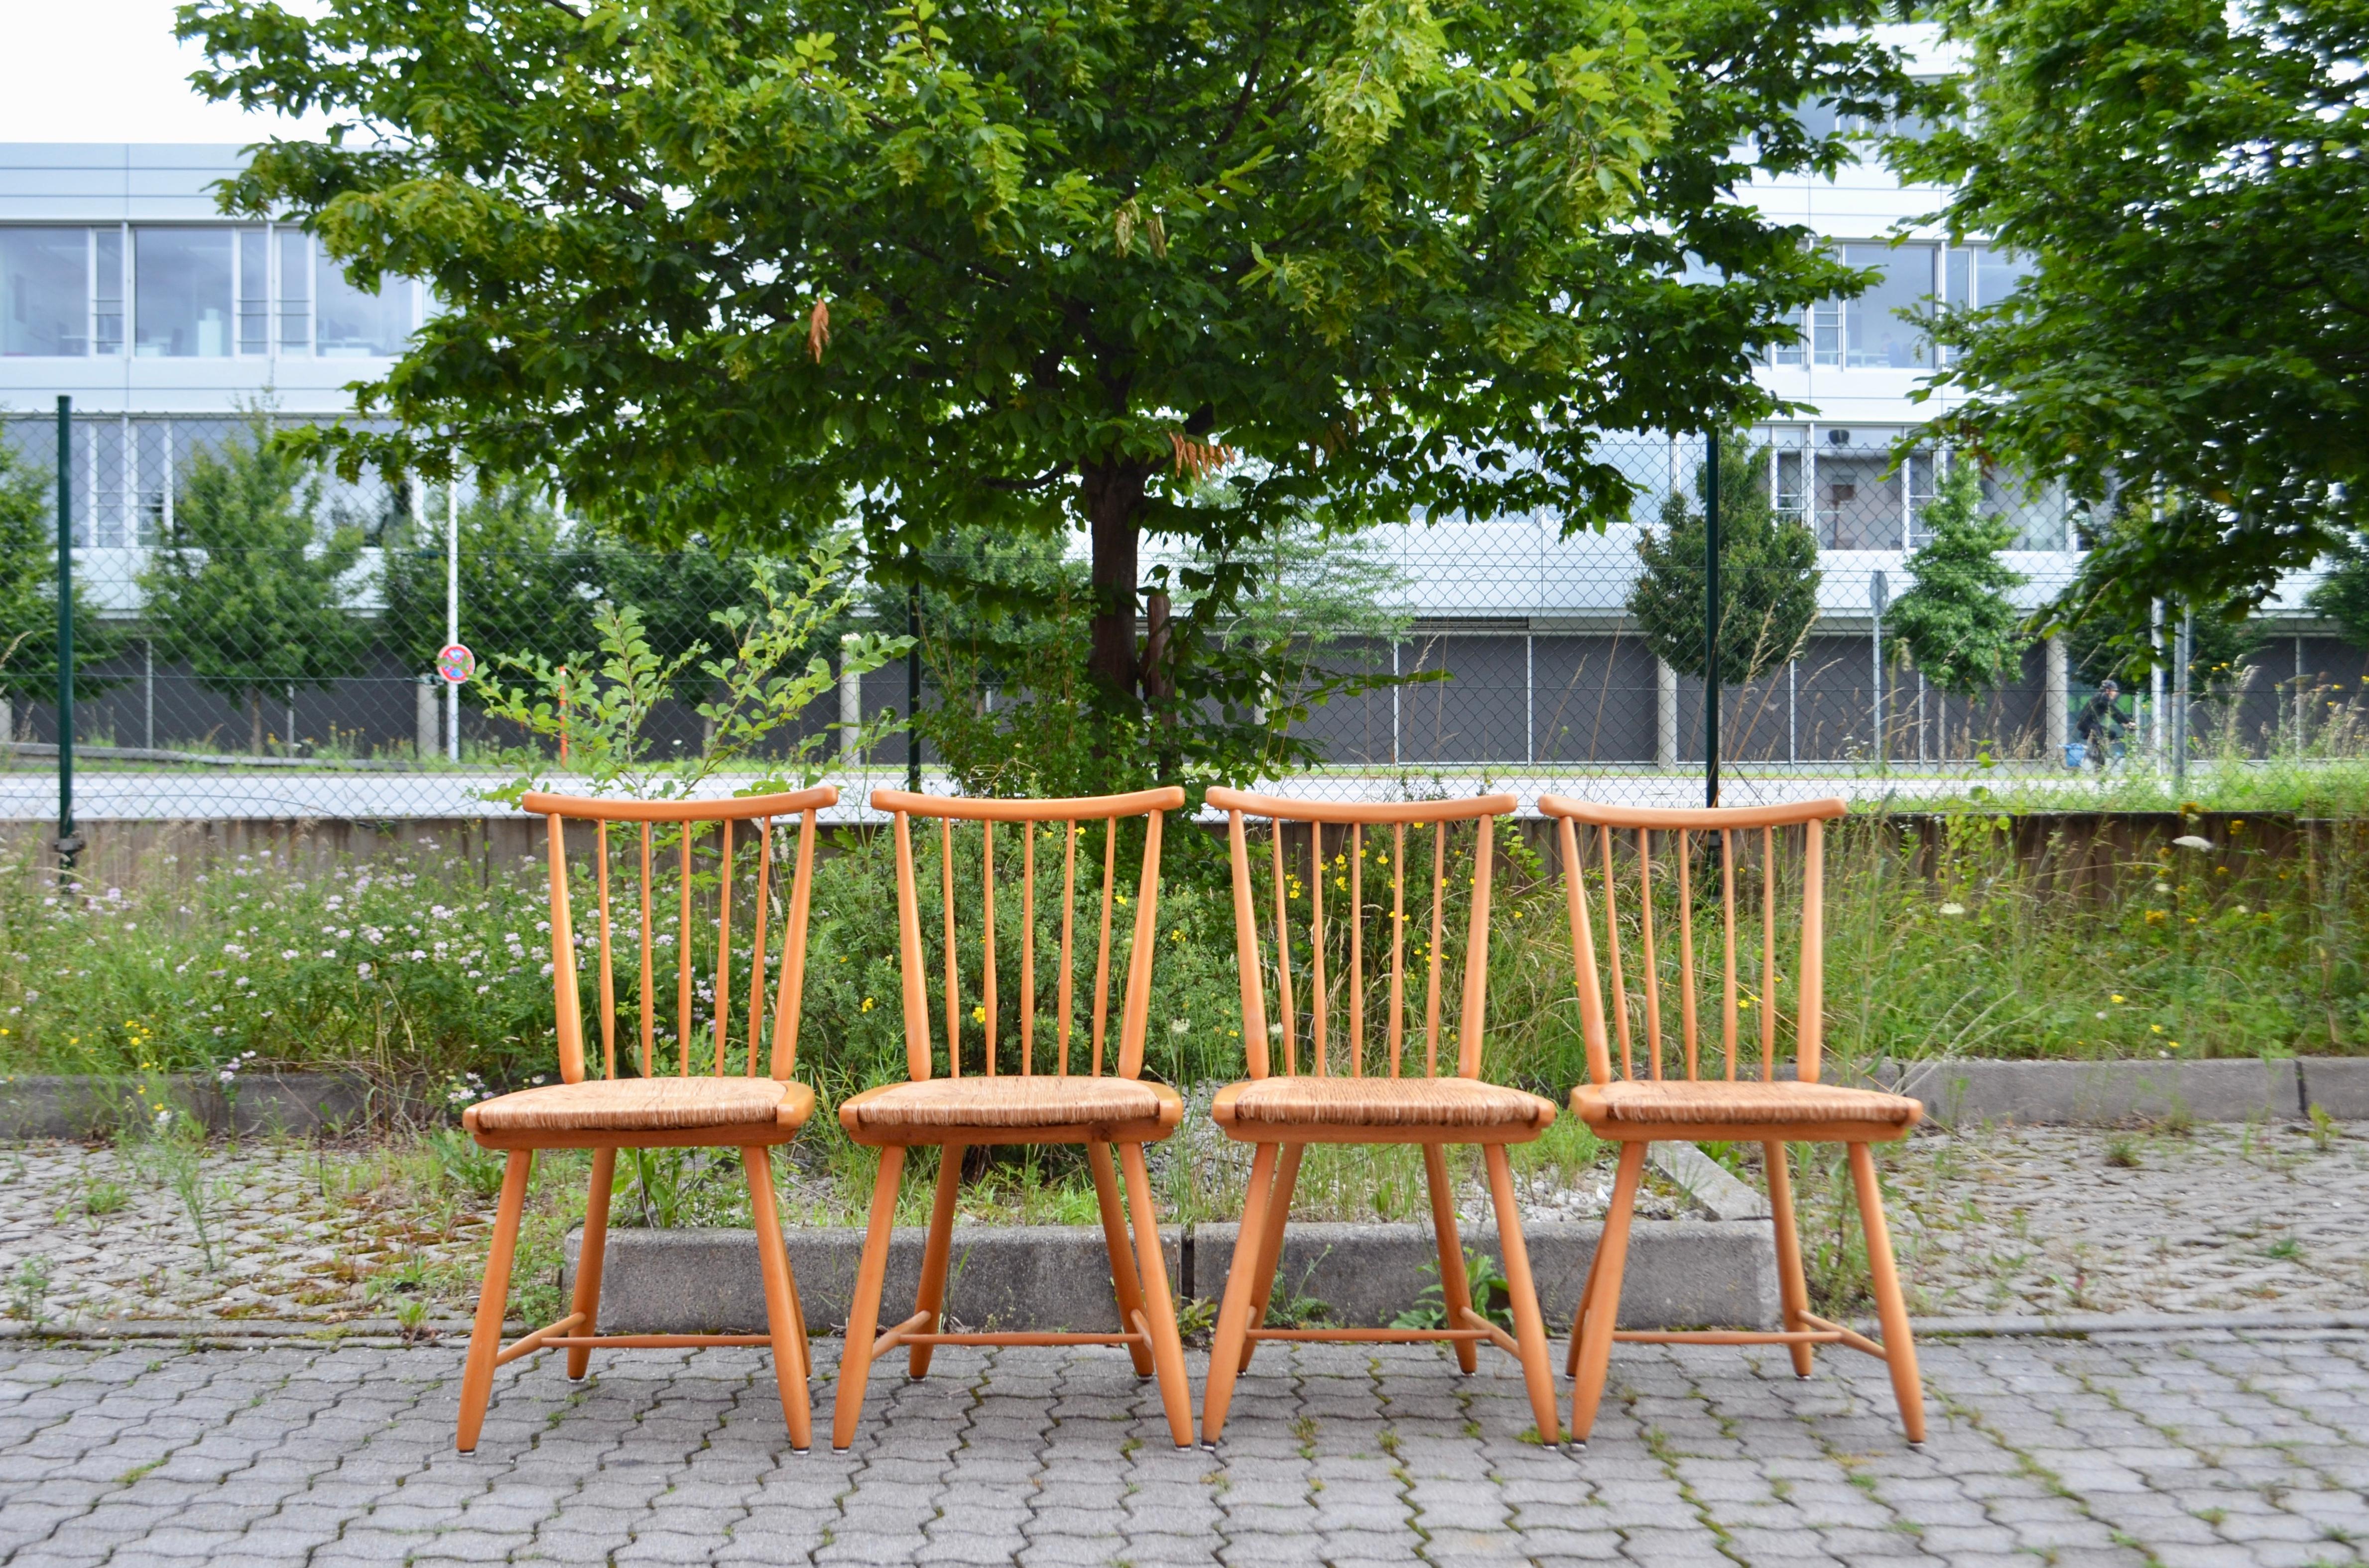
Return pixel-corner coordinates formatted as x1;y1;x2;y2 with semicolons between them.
1886;1057;2304;1126
566;1217;1777;1335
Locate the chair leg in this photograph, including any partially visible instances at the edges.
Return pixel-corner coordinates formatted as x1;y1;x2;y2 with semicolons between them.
909;1143;966;1381
1484;1144;1561;1447
1119;1142;1196;1450
1764;1140;1815;1379
1087;1142;1156;1378
1569;1141;1645;1447
1564;1223;1607;1378
457;1149;533;1454
1421;1143;1479;1375
1848;1141;1927;1446
1238;1142;1304;1373
831;1144;905;1452
1200;1141;1279;1447
566;1147;617;1382
743;1146;813;1452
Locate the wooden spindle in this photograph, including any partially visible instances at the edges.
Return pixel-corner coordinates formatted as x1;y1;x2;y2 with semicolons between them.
1455;815;1494;1079
677;823;693;1077
596;822;615;1081
1116;806;1164;1080
1557;817;1613;1088
1637;828;1661;1081
1387;824;1406;1077
982;822;997;1077
1422;821;1445;1076
638;823;654;1077
941;817;960;1077
1761;826;1778;1081
714;817;733;1077
547;814;585;1083
1599;823;1632;1081
1058;822;1077;1075
769;810;818;1079
1271;817;1297;1076
1799;818;1825;1085
1720;829;1738;1082
1091;818;1116;1078
1349;825;1364;1077
892;811;932;1081
1310;824;1329;1076
745;819;772;1077
1020;822;1035;1076
1676;828;1698;1081
1227;811;1272;1079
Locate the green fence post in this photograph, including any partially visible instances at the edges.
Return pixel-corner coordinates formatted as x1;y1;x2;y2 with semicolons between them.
1703;429;1721;809
54;395;78;880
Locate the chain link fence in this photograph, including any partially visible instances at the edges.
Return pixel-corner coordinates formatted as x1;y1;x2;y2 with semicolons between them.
3;412;2360;827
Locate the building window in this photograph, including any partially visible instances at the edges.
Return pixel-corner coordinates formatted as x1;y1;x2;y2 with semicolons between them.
316;257;416;358
1840;243;1933;368
0;228;94;356
134;227;235;357
277;229;310;353
238;228;269;355
95;229;123;355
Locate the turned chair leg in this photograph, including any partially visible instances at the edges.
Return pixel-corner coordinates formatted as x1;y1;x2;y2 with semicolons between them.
1764;1140;1816;1380
566;1148;616;1382
909;1143;965;1381
1088;1142;1156;1378
457;1150;533;1454
743;1146;812;1452
831;1145;905;1451
1569;1141;1646;1447
1848;1142;1927;1445
1119;1142;1197;1449
1484;1145;1561;1446
1201;1142;1280;1447
1237;1142;1304;1373
1421;1144;1480;1375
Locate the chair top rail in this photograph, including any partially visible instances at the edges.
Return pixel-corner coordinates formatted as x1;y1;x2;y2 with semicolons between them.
1207;788;1517;825
870;787;1184;822
522;787;837;822
1538;795;1845;831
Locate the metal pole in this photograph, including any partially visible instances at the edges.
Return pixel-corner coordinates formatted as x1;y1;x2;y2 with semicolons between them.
445;469;460;762
1703;430;1721;808
1870;569;1889;772
54;397;76;877
905;548;922;794
2173;609;2193;791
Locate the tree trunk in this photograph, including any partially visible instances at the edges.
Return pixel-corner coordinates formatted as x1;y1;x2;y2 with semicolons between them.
1082;461;1147;703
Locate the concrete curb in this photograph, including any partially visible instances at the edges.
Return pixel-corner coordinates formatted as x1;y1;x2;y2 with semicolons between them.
566;1218;1779;1335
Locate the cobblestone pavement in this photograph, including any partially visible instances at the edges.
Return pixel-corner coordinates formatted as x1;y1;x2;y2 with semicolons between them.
1885;1121;2369;1318
6;1331;2369;1567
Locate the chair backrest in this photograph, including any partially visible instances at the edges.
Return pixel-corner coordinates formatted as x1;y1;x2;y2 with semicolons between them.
520;787;835;1085
1538;795;1844;1088
869;787;1185;1082
1206;789;1518;1081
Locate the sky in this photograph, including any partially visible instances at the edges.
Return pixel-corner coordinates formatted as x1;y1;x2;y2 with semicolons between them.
0;0;331;143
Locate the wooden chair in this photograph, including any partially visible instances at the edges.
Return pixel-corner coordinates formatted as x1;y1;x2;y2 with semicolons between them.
1199;790;1564;1448
831;787;1195;1451
454;787;832;1455
1541;794;1926;1448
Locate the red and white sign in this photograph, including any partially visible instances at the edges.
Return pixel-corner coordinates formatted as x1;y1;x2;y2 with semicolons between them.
436;643;476;685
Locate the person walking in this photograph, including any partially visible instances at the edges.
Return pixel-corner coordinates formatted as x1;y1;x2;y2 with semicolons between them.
2074;678;2128;769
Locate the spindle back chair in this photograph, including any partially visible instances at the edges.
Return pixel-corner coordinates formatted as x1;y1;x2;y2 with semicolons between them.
455;787;832;1456
830;787;1194;1451
1198;789;1563;1447
1541;794;1926;1447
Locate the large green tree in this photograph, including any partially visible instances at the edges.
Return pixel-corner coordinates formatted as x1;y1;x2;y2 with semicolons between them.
1887;461;2025;698
1902;0;2369;636
1628;438;1820;686
0;436;127;735
184;0;1919;765
141;417;370;753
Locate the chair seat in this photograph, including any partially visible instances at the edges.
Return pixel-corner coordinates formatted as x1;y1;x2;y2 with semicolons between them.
1574;1079;1922;1131
839;1075;1182;1134
1214;1075;1556;1132
464;1076;814;1135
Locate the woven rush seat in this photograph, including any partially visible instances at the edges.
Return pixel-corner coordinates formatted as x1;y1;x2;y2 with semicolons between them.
1214;1075;1556;1131
464;1077;814;1135
840;1075;1180;1133
1576;1079;1921;1129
